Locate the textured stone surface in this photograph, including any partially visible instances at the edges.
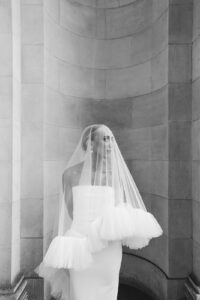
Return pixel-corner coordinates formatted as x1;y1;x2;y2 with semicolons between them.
193;0;200;40
192;77;200;121
22;45;43;83
44;194;58;235
21;122;43;198
151;10;168;55
169;121;191;161
44;0;60;23
44;52;60;89
169;161;192;199
114;127;151;160
169;3;193;43
169;44;192;83
21;4;43;44
0;161;12;203
0;34;12;76
150;194;168;236
132;87;168;128
192;37;200;81
22;84;43;124
21;198;43;238
193;200;200;245
120;253;168;300
0;246;11;284
168;237;192;277
150;124;168;160
167;279;187;300
21;238;43;274
168;199;192;238
106;61;151;99
105;0;153;38
168;83;192;121
151;48;168;91
0;127;12;161
193;241;200;282
60;0;99;39
192;119;200;160
21;0;42;4
44;161;64;196
133;233;168;274
0;202;11;247
129;160;169;198
192;161;200;203
59;62;106;99
0;1;11;34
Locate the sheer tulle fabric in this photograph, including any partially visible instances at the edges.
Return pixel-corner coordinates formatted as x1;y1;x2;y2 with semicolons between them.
35;124;163;300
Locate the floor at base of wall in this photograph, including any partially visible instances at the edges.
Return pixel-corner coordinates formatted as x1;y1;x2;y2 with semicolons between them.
117;284;154;300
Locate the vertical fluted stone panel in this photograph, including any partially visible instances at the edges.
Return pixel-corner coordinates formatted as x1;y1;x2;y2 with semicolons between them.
167;2;193;298
20;0;43;280
0;0;13;285
0;0;22;287
192;0;200;286
0;0;21;291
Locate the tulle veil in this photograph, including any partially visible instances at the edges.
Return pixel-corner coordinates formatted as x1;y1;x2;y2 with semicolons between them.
34;124;163;300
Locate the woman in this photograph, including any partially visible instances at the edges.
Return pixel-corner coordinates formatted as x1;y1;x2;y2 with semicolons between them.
36;124;163;300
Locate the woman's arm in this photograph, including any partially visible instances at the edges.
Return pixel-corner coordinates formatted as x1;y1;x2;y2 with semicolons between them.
62;170;73;219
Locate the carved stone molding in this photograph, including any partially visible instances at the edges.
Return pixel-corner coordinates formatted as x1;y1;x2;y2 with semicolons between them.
185;276;200;300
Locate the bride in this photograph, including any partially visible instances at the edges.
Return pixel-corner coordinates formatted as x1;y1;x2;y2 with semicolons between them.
35;124;163;300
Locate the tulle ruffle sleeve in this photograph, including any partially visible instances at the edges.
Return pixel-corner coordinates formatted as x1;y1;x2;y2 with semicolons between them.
91;202;163;250
42;230;93;270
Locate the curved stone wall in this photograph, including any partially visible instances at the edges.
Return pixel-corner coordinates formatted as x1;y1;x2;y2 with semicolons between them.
120;253;186;300
43;0;169;293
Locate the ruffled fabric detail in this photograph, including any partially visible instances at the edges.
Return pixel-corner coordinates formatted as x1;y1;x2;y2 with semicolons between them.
127;205;163;238
98;203;137;240
97;203;163;244
122;236;151;250
35;263;70;300
43;232;93;270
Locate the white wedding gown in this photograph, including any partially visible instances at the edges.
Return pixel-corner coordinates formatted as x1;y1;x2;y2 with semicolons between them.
37;185;163;300
69;185;122;300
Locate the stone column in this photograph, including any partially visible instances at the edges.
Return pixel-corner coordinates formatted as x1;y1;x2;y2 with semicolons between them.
20;0;44;299
167;0;193;298
185;0;200;298
0;0;25;299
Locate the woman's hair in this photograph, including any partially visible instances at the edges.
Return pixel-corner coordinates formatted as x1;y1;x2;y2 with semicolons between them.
81;125;102;151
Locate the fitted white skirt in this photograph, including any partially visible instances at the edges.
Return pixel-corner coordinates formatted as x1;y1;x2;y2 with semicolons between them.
69;240;122;300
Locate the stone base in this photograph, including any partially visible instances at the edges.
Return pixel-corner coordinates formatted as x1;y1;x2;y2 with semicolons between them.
185;276;200;300
0;276;28;300
0;275;44;300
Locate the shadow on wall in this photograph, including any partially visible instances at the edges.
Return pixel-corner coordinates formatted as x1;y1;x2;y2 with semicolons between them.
118;284;155;300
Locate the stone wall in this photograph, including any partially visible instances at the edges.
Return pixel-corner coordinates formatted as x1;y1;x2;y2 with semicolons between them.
0;1;197;300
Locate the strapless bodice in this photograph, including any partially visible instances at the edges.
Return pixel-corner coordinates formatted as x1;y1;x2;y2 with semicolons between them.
71;185;115;234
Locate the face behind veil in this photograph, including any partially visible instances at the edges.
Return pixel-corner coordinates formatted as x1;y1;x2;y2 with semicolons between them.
53;124;147;239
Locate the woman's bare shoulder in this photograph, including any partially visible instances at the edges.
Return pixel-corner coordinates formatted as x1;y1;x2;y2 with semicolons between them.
62;162;84;184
